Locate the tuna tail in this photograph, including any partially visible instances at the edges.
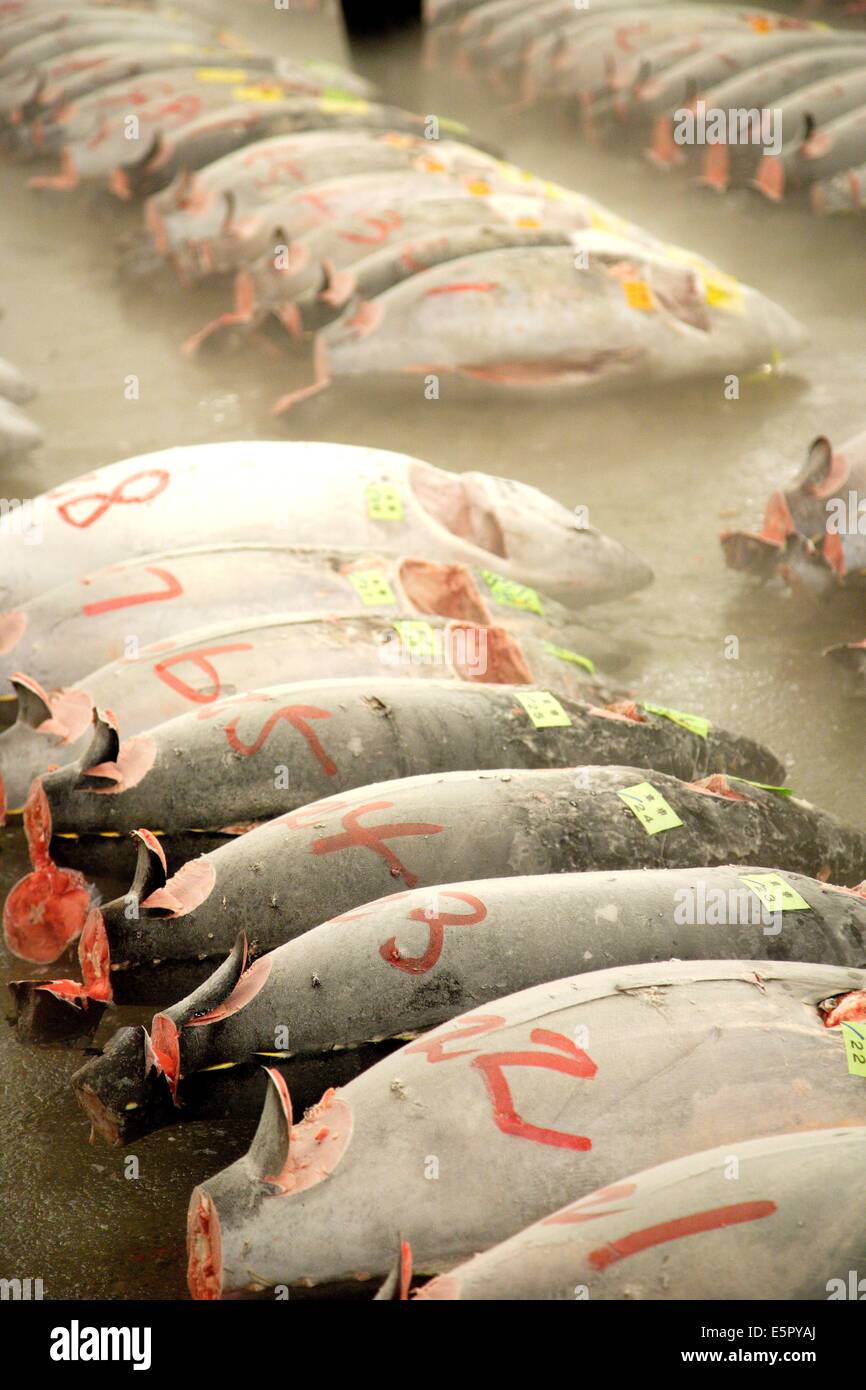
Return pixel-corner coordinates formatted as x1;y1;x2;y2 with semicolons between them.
374;1239;414;1300
71;1025;172;1145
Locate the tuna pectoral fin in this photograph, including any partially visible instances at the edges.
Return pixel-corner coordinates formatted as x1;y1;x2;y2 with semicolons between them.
249;1067;294;1185
73;708;121;790
11;672;52;729
126;827;169;908
318;259;357;309
374;1239;413;1301
166;932;249;1030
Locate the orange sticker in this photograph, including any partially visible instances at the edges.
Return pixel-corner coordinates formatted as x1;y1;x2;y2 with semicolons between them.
623;280;656;312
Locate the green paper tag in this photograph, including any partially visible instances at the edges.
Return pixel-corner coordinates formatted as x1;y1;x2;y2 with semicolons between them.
392;620;438;659
515;690;573;729
481;570;544;616
347;569;398;606
543;641;595;675
842;1021;866;1078
739;873;811;913
366;483;405;522
733;779;794;798
642;702;710;739
617;781;683;835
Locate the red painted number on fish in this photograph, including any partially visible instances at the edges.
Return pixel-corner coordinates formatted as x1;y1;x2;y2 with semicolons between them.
56;469;170;528
310;800;443;887
588;1201;777;1269
339;211;404;245
405;1013;506;1063
379;890;486;974
471;1028;597;1151
224;704;337;775
153;644;253;704
82;566;183;617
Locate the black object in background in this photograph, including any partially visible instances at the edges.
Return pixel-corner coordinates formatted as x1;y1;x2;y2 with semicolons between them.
341;1;422;34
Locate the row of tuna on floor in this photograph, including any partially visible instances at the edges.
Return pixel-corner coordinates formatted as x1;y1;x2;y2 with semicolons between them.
1;0;809;403
2;438;865;1298
425;0;866;215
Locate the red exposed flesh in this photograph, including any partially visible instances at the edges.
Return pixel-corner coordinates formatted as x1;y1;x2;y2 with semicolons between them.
186;953;272;1027
821;990;866;1028
448;623;533;684
187;1192;222;1300
3;867;93;962
151;1012;181;1098
79;908;112;1001
142;856;216;916
398;559;491;624
2;781;92;961
85;734;157;793
687;774;749;801
264;1073;353;1195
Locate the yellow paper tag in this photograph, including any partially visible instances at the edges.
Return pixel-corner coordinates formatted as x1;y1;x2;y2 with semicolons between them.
515;691;572;729
393;620;438;658
642;702;710;739
543;642;595;675
623;280;656;312
233;84;284;103
366;483;405;522
481;570;544;616
617;782;683;834
842;1022;866;1077
195;67;249;82
347;570;398;606
703;273;744;314
739;873;811;913
320;95;369;114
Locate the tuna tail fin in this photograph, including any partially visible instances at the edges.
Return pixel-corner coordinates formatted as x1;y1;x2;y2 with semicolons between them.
250;1067;293;1187
73;708;121;790
374;1238;413;1300
10;671;52;729
126;827;168;908
72;1025;168;1145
